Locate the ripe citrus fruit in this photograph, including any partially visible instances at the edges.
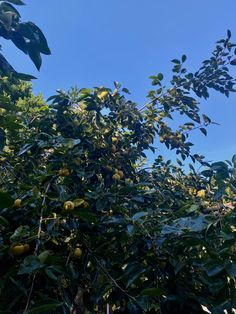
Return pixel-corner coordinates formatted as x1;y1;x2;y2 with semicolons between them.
63;201;75;211
59;168;70;176
197;189;206;199
112;137;118;143
112;174;121;181
118;170;124;179
10;245;25;256
74;247;82;258
74;158;82;166
98;91;109;100
23;244;30;252
14;199;22;208
83;201;89;208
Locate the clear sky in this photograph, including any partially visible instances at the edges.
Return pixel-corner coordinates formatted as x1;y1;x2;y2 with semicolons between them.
2;0;236;165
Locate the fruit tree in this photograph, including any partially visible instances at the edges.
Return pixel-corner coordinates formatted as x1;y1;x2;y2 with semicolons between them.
1;2;236;314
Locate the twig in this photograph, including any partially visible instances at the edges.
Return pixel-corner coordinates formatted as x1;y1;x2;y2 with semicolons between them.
85;244;138;305
23;181;51;313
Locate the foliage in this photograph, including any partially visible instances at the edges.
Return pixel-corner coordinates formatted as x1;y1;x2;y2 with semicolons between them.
0;31;236;313
0;0;50;75
1;3;236;311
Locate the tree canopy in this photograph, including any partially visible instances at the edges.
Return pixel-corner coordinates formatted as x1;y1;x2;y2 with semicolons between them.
0;2;236;314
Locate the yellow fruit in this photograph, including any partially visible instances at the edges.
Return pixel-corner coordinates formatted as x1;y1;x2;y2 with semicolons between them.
74;158;82;166
23;244;30;252
118;170;124;179
59;168;70;176
112;137;118;143
112;145;116;153
63;201;75;211
197;189;206;199
100;143;107;149
112;174;121;181
14;199;22;208
83;201;89;208
104;128;110;134
74;247;82;258
105;165;112;171
98;91;109;100
159;136;165;143
188;188;197;195
125;178;133;185
10;245;25;256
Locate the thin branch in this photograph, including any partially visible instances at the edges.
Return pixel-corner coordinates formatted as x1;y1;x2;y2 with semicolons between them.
23;181;51;313
85;244;138;305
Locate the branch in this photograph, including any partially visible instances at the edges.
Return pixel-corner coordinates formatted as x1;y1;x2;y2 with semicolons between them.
23;181;51;314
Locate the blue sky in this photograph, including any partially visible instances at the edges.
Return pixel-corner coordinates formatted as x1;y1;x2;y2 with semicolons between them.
3;0;236;164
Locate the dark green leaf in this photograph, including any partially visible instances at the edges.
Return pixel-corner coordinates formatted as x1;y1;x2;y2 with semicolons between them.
18;256;44;275
182;55;187;62
0;191;13;209
28;47;42;70
10;30;27;53
0;128;6;150
0;2;21;17
205;263;224;277
230;58;236;65
157;73;163;81
28;301;63;313
171;59;180;64
140;287;164;297
225;262;236;277
15;72;37;80
10;225;30;241
4;0;25;4
200;128;207;136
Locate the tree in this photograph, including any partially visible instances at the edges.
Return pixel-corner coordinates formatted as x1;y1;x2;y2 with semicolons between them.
1;3;236;313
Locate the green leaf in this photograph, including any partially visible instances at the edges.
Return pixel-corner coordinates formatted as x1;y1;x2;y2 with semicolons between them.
232;154;236;165
27;22;51;55
204;262;224;277
171;59;180;64
202;114;211;125
200;128;207;136
18;256;44;275
230;58;236;65
10;31;28;54
4;0;25;5
181;55;187;62
10;225;30;242
45;268;58;281
125;269;146;288
157;73;163;81
38;250;50;263
15;72;37;80
132;211;148;221
0;191;13;209
225;262;236;277
0;215;9;225
73;210;98;224
0;128;6;150
28;301;63;313
28;47;42;71
0;2;21;17
186;204;199;213
140;287;164;297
